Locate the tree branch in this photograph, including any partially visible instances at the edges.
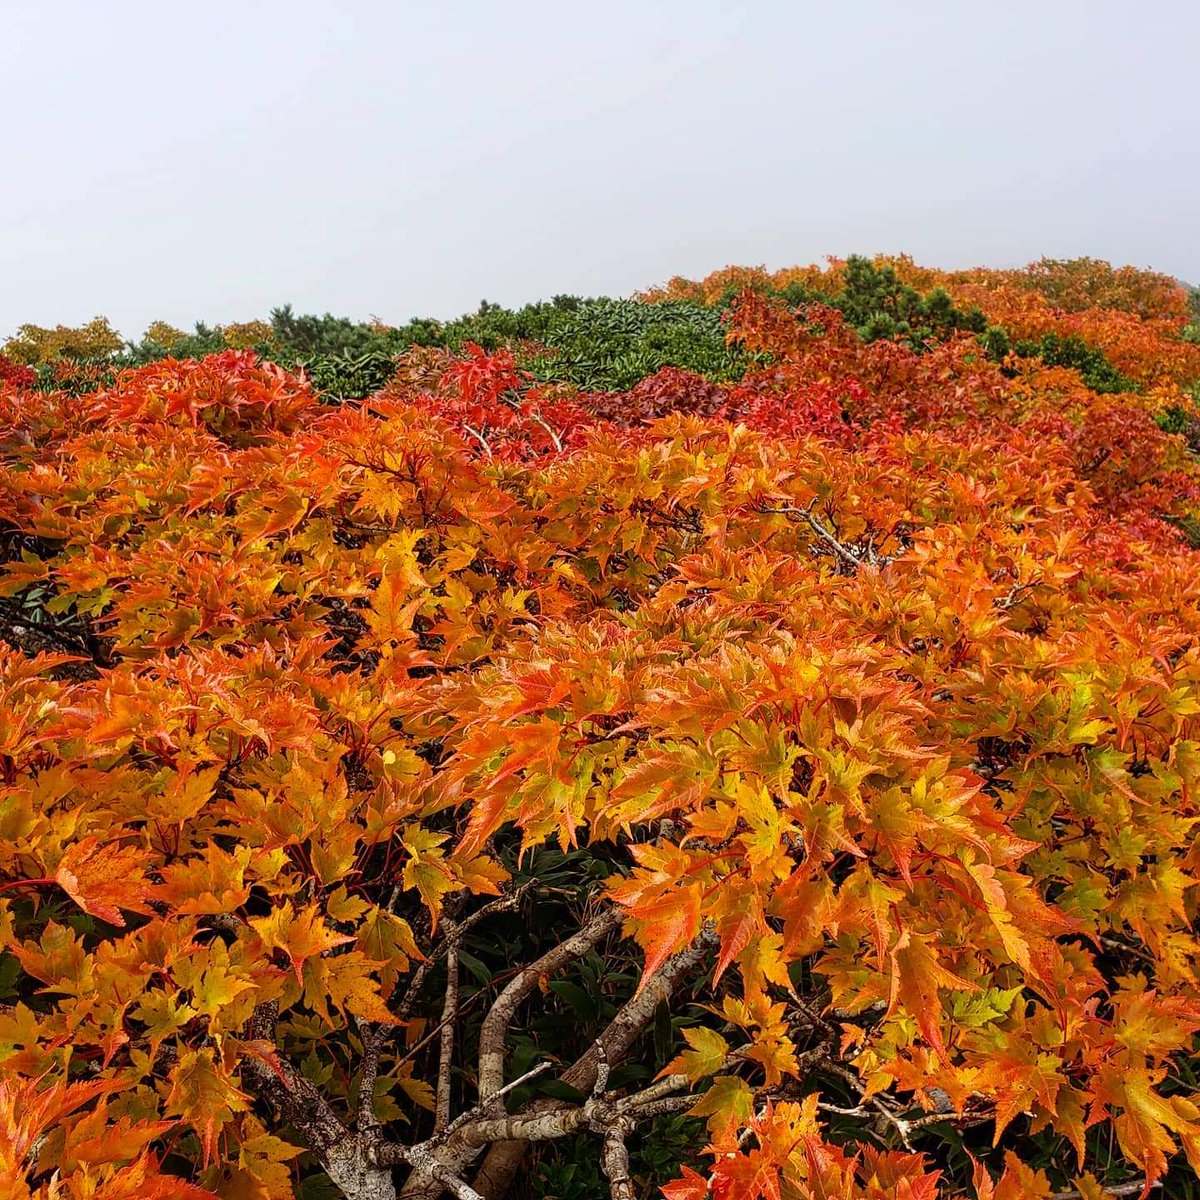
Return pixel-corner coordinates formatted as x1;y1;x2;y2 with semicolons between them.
472;934;711;1198
435;920;460;1133
242;1002;350;1154
1050;1183;1160;1200
476;908;620;1108
601;1124;636;1200
399;908;621;1199
356;889;526;1133
242;1002;397;1200
756;501;892;570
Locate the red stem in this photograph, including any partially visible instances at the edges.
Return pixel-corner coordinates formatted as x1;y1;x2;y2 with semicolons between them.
0;876;57;895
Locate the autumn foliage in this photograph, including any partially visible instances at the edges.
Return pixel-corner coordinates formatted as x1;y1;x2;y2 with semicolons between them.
2;257;1200;1200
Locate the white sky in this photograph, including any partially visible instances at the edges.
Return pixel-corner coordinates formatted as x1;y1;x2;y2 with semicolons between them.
2;0;1197;339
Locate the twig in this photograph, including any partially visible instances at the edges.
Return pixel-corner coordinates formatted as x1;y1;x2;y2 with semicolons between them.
461;424;493;460
429;1063;554;1149
757;501;892;570
470;930;714;1198
388;1145;487;1200
399;909;620;1199
356;1017;386;1132
591;1039;610;1098
821;1063;917;1150
500;395;564;453
1050;1182;1160;1200
357;888;527;1132
241;1002;399;1199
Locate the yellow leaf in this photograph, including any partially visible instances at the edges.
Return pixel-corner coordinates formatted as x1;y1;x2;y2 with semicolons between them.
660;1026;729;1083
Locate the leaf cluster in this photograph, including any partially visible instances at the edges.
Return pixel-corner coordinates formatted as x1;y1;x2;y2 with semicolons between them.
1;254;1200;1200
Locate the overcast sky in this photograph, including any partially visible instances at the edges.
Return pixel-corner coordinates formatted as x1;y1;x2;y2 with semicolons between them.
2;0;1197;339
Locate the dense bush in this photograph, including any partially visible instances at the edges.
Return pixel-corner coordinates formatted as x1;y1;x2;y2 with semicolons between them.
2;256;1200;1200
0;355;35;389
983;329;1139;393
780;255;988;351
2;317;124;366
521;298;753;390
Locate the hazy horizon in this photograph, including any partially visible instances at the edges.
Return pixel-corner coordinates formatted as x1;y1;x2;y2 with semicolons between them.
3;0;1198;341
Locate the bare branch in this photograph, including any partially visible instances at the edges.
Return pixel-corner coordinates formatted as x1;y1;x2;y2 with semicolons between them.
561;933;713;1095
435;920;460;1133
383;1144;486;1200
241;1002;397;1200
614;1073;689;1113
600;1123;636;1200
483;1062;554;1109
399;910;620;1199
757;501;892;570
1050;1183;1160;1200
477;908;620;1107
500;395;564;453
356;1018;386;1133
591;1039;610;1099
357;889;526;1134
397;1065;692;1199
527;411;564;454
391;892;522;1033
242;1002;349;1154
617;1094;695;1120
472;936;711;1199
820;1063;918;1150
460;423;493;460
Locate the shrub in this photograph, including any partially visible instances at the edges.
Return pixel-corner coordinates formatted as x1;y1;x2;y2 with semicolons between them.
4;261;1200;1200
2;316;123;366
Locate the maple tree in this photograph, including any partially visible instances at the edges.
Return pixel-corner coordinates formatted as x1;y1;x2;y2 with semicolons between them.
2;256;1200;1200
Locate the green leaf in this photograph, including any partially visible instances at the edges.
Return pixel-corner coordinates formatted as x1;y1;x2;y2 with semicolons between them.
950;986;1022;1029
549;979;597;1022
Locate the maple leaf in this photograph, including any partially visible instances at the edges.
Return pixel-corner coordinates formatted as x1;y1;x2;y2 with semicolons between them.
887;926;977;1056
1091;1065;1200;1185
688;1074;755;1139
660;1166;711;1200
968;1035;1068;1143
357;906;423;999
53;837;153;927
623;880;704;987
67;1155;223;1200
130;989;199;1064
165;1048;250;1165
58;1104;177;1172
222;1121;304;1200
154;843;251;914
0;1076;122;1175
660;1026;730;1082
710;882;765;985
400;824;458;925
249;902;354;985
365;576;424;645
972;1152;1055;1200
303;948;399;1025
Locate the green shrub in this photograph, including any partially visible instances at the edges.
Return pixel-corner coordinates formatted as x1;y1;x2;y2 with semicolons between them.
780;255;987;351
1011;332;1138;393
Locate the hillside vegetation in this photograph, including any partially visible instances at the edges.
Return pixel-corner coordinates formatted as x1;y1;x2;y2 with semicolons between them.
2;256;1200;1200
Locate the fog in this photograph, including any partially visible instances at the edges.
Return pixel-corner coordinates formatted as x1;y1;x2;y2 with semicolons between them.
2;0;1196;337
